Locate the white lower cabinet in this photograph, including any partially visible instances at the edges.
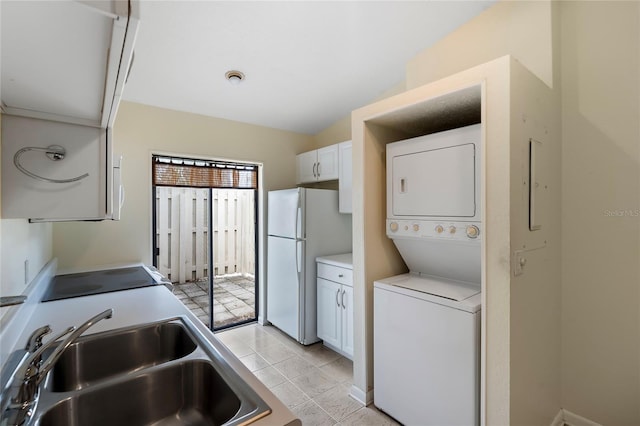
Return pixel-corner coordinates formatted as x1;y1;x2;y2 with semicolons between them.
340;284;354;357
316;258;353;359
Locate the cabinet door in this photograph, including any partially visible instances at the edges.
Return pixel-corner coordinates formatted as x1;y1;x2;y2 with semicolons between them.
1;115;109;220
341;284;354;358
1;0;138;128
317;145;339;181
317;277;341;349
338;141;352;213
296;150;318;184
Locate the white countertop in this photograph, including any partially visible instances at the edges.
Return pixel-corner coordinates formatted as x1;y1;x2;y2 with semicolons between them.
1;271;300;426
316;253;353;269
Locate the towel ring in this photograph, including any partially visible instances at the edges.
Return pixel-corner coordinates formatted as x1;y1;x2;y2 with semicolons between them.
14;145;89;184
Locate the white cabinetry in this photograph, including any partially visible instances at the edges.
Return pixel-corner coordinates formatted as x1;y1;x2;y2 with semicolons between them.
316;254;353;359
296;150;319;183
338;141;352;213
1;1;139;128
1;115;117;221
0;0;137;221
296;145;339;183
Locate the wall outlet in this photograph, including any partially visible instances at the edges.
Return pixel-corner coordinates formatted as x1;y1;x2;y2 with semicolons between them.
24;259;29;285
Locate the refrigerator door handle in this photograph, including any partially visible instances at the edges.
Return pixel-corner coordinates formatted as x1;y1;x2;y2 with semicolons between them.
296;241;302;273
295;204;302;240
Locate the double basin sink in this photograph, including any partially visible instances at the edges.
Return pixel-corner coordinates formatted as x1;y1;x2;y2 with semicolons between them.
17;318;270;426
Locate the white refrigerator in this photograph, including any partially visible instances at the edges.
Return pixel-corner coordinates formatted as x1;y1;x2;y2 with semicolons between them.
267;188;352;345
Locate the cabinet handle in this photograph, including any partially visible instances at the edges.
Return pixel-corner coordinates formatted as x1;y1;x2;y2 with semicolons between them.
313;162;317;178
338;274;344;278
341;289;346;309
336;289;341;307
317;162;321;177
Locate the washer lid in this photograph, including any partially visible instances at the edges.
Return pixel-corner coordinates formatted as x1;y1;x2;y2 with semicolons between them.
383;273;480;302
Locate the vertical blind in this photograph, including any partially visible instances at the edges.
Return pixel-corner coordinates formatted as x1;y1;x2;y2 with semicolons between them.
152;155;257;189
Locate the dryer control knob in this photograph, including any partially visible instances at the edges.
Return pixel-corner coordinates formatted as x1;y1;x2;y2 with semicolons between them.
448;226;457;234
435;225;444;234
390;222;399;232
466;225;480;239
413;224;420;232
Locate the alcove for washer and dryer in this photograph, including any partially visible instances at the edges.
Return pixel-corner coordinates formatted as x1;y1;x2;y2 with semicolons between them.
349;55;560;425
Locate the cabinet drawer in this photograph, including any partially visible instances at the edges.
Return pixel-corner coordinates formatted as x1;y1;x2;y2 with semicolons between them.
317;263;352;286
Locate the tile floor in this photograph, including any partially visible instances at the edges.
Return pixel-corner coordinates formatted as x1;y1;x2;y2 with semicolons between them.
173;274;256;328
216;323;400;426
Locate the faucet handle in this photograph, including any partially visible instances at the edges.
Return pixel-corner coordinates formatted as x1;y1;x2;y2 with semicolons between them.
25;325;52;352
19;327;75;378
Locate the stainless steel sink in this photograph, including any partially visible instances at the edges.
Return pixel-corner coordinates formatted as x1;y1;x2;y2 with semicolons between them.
45;321;197;391
2;317;271;426
38;361;242;426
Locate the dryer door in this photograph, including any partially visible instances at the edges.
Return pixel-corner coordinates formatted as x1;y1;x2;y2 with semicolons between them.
391;143;476;218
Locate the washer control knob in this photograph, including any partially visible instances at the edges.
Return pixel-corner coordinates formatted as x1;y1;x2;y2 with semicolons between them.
435;225;444;234
448;226;457;234
466;225;480;239
413;224;420;232
390;222;399;232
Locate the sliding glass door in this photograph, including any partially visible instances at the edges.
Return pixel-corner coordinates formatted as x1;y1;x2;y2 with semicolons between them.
152;155;258;330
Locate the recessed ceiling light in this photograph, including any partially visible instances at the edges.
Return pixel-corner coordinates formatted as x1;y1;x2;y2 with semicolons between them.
225;70;245;85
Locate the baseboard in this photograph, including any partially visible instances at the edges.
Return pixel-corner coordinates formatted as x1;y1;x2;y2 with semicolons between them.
552;409;602;426
551;410;564;426
349;385;373;406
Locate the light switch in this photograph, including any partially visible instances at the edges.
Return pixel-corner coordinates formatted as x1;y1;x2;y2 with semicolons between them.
513;250;526;276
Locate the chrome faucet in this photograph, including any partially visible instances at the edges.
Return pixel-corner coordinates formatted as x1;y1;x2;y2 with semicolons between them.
23;326;52;371
1;309;113;426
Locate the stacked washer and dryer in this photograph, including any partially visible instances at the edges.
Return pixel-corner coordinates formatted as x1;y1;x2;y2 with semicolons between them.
374;124;482;426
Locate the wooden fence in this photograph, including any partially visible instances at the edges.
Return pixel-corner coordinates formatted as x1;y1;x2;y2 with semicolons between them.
155;187;255;283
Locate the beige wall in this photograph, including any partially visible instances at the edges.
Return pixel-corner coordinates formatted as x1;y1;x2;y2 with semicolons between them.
560;2;640;424
406;0;555;90
52;102;314;270
313;81;407;149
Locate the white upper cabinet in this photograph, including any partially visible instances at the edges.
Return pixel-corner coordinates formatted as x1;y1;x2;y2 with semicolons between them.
296;150;319;184
0;1;136;221
316;145;339;181
296;144;339;184
1;115;113;221
0;0;139;128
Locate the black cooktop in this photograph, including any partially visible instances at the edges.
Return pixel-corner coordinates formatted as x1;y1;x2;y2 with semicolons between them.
42;266;158;302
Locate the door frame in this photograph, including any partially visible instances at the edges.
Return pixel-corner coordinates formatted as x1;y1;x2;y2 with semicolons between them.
150;151;264;330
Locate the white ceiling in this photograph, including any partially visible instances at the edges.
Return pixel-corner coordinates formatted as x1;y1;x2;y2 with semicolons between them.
123;1;496;135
